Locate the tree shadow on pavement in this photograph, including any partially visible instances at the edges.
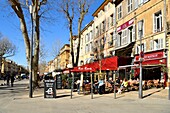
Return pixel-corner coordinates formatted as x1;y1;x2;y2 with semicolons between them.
143;89;163;98
56;95;70;98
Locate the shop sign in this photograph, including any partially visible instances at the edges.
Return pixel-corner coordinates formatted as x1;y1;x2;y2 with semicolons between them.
117;19;134;32
135;51;164;61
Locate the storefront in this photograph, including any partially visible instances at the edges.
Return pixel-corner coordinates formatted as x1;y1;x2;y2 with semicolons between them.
134;50;167;84
71;56;132;81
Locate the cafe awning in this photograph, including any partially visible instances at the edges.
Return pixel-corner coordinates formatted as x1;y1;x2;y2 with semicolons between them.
71;56;133;72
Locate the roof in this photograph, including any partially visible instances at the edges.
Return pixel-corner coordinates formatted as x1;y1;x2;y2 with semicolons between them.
92;0;113;17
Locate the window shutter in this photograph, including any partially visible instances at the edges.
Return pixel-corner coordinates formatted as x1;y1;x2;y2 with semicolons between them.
132;25;136;42
135;45;138;54
160;14;163;31
113;32;116;45
154;15;156;33
134;0;138;9
161;38;163;48
124;29;127;44
158;38;163;49
150;40;153;50
122;31;124;45
127;28;130;43
144;42;146;52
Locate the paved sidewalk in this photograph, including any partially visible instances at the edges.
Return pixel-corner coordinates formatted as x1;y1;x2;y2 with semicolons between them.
0;80;170;113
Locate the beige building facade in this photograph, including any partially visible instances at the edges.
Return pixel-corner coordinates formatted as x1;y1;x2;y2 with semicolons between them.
46;44;70;73
79;0;170;83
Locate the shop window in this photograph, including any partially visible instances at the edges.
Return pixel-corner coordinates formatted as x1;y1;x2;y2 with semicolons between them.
154;11;162;33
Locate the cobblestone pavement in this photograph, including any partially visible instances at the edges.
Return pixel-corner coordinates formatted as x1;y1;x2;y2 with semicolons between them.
0;79;170;113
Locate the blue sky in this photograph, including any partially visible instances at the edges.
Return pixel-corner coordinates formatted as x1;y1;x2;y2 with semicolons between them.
0;0;104;67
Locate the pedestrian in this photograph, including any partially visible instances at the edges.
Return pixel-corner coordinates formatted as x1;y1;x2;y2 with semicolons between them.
6;71;10;86
11;72;15;87
76;78;81;94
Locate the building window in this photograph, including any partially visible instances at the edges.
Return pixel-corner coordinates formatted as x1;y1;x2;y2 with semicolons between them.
107;17;110;29
144;0;149;3
134;0;138;9
102;20;106;33
110;14;115;27
154;11;162;33
117;32;122;47
154;38;163;50
90;31;92;40
122;30;127;45
128;0;133;13
100;37;105;50
117;4;122;20
90;42;92;52
135;43;146;54
138;20;144;39
128;26;133;43
158;38;163;49
150;40;153;50
85;44;88;54
96;26;99;37
109;33;113;47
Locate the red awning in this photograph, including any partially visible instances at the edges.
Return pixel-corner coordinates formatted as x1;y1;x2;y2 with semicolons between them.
100;56;118;70
71;56;132;72
71;64;96;72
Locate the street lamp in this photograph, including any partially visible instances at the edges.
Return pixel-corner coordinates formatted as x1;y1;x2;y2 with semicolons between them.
138;20;143;99
29;5;34;98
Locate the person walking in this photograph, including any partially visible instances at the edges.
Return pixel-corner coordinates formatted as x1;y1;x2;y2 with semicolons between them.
6;71;10;86
11;72;15;87
76;78;81;94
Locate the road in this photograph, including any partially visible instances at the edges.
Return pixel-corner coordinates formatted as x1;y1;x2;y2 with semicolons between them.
0;79;170;113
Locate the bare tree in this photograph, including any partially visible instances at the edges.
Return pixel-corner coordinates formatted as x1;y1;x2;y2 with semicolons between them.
0;35;16;77
51;39;62;57
38;60;47;75
57;0;91;67
0;37;16;58
7;0;53;88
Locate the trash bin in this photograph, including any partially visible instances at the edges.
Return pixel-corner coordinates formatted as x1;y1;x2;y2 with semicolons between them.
44;80;56;98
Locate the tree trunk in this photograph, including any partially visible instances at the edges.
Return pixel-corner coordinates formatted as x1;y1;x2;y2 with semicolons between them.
32;3;40;88
69;21;75;67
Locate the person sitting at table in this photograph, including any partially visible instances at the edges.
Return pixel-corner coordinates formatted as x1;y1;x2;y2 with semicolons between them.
115;77;121;85
98;78;104;95
120;78;129;92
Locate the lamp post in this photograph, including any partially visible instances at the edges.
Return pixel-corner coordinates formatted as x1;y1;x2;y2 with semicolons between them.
71;72;74;99
139;21;143;99
29;5;34;98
